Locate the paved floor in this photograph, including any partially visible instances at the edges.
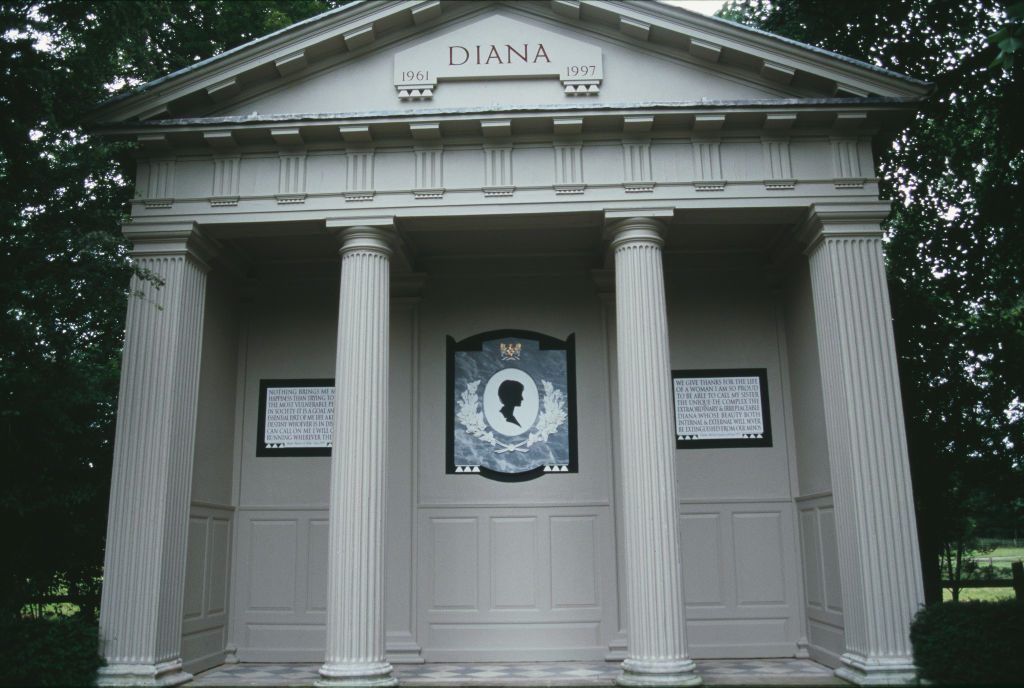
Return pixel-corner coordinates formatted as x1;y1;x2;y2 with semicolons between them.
191;659;844;686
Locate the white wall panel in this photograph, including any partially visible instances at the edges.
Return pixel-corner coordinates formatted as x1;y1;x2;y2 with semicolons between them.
800;509;824;609
208;519;230;615
491;517;538;610
232;509;327;662
679;513;724;607
182;505;233;675
733;512;786;606
431;518;480;611
819;508;843;615
184;518;207;621
550;516;599;609
679;501;801;658
418;507;614;661
796;495;845;667
306;519;329;613
248;520;298;611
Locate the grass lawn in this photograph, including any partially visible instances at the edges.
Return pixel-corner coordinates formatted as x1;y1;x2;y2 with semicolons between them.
942;547;1023;602
942;587;1017;602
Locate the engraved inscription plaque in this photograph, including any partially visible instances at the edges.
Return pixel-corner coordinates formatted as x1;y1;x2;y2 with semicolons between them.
393;14;603;100
672;369;772;449
257;379;334;457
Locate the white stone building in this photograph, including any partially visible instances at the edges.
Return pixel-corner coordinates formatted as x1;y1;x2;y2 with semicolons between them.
90;1;929;685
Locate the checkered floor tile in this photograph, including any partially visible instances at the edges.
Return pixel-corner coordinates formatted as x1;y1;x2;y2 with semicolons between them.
190;659;842;686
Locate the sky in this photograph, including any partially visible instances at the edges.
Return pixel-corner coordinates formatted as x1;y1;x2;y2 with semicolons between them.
660;0;728;16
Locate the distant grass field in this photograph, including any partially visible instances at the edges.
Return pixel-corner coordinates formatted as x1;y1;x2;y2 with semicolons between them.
942;546;1022;602
942;587;1016;602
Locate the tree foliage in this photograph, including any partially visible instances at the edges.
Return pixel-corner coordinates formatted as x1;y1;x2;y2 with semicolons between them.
718;0;1024;601
0;0;336;620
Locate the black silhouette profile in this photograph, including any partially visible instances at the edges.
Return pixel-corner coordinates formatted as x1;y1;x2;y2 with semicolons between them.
498;379;525;426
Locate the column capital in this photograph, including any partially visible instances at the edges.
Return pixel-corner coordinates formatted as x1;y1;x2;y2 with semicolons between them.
798;201;892;253
123;221;216;269
604;210;672;250
326;217;397;257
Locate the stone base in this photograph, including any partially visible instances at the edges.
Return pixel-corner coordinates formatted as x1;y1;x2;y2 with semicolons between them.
96;660;192;687
616;658;702;686
835;652;918;685
316;660;398;687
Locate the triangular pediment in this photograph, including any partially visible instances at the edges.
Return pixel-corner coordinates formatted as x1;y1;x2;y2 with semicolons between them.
91;0;929;126
214;8;800;120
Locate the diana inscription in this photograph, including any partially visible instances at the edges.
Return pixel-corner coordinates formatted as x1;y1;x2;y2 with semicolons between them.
393;14;603;99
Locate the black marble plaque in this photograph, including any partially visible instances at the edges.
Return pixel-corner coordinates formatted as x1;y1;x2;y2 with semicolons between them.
447;330;578;481
672;369;772;449
257;379;334;457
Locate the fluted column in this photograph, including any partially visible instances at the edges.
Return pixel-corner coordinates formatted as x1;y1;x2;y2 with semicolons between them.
318;222;396;687
608;215;700;687
804;204;925;685
97;225;211;687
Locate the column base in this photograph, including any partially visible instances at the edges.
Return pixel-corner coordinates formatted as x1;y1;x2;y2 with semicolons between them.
96;660;192;687
616;658;702;686
316;661;398;687
835;652;918;685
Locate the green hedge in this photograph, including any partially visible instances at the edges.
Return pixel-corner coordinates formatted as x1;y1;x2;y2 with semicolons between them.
910;600;1024;685
0;615;103;686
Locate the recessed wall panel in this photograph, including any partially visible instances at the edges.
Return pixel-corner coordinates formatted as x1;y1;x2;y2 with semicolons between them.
249;520;297;611
208;518;230;615
734;512;785;605
184;518;207;620
491;517;538;610
679;513;723;606
819;508;843;613
550;516;598;609
307;519;329;612
800;509;824;609
432;518;479;610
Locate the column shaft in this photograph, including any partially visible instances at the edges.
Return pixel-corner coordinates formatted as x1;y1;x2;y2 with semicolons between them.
611;219;700;687
98;241;208;687
807;228;925;685
318;227;396;687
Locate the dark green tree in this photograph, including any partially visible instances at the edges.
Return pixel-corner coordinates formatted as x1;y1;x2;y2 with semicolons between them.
718;0;1024;603
0;0;336;621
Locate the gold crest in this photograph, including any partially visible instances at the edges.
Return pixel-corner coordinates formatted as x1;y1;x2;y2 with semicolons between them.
499;342;522;361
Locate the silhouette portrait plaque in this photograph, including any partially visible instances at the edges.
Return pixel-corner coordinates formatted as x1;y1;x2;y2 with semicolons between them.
672;369;772;449
447;330;578;481
257;379;334;457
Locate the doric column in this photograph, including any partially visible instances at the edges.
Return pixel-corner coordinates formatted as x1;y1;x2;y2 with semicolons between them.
803;204;925;685
318;220;396;687
97;224;212;687
607;213;701;687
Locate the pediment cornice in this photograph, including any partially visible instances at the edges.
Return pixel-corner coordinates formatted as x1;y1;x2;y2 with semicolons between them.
99;98;922;151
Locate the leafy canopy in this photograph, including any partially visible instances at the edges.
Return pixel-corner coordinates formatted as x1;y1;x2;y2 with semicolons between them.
0;0;337;619
719;0;1024;600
